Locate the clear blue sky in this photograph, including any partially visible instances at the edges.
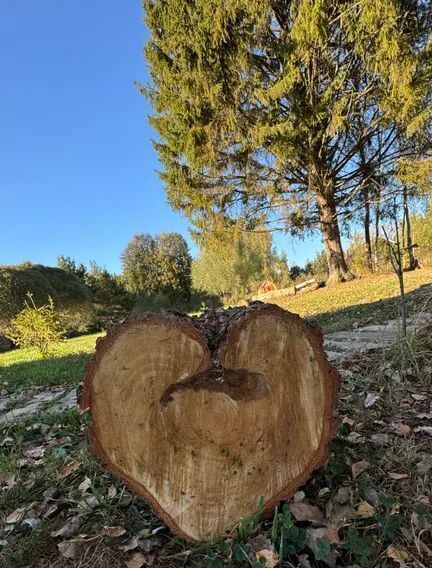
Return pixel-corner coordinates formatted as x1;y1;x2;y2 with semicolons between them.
1;1;322;273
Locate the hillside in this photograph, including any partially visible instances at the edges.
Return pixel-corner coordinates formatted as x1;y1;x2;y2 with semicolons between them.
273;268;432;333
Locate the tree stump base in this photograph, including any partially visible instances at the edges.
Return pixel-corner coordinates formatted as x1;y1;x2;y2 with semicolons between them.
80;302;340;541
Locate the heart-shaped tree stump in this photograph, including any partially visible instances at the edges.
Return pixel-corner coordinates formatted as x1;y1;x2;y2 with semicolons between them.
80;303;339;541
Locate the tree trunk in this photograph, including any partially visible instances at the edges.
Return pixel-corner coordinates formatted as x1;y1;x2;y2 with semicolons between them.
362;187;373;273
80;303;340;542
374;197;381;271
316;191;355;285
403;186;418;271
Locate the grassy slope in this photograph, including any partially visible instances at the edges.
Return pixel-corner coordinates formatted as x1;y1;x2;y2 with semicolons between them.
275;267;432;333
0;333;102;393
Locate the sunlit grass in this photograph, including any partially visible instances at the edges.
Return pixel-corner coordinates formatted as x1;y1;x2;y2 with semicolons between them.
276;268;432;332
0;333;102;393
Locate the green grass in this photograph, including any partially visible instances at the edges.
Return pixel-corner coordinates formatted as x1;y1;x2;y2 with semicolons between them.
0;333;102;393
275;267;432;332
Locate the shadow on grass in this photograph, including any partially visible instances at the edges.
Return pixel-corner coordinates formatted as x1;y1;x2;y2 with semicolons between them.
308;283;432;333
1;352;92;393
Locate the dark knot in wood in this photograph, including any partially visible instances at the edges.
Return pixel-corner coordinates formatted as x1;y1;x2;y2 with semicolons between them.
159;367;269;406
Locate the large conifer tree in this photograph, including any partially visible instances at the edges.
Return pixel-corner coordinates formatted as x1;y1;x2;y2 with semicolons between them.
143;0;431;284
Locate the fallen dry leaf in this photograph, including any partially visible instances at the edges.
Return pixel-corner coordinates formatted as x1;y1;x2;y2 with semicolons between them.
411;510;431;531
24;445;46;459
44;502;63;519
107;484;117;500
334;486;351;504
58;540;84;560
290;502;325;525
363;487;379;506
78;476;92;494
34;486;60;517
418;540;432;558
326;503;357;527
298;554;313;568
23;517;41;529
417;495;430;505
389;472;408;481
138;535;163;552
370;433;390;446
414;426;432;436
293;490;305;502
324;524;340;544
346;432;365;444
0;472;16;489
249;535;279;568
342;416;355;426
102;525;126;538
364;393;379;408
51;436;72;446
56;460;81;480
318;487;331;498
120;537;139;551
357;501;375;518
118;492;133;507
125;552;146;568
386;544;409;565
391;423;411;436
305;528;338;567
5;507;26;524
78;494;99;509
412;394;427;401
351;460;370;479
51;515;85;538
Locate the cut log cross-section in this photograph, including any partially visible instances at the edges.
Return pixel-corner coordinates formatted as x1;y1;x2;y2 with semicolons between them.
80;303;340;542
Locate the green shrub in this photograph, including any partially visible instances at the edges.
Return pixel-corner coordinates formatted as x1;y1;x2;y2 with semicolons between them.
0;264;94;335
6;293;63;356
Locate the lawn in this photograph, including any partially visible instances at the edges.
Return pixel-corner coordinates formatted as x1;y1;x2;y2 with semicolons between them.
0;282;432;566
275;267;432;333
0;333;102;394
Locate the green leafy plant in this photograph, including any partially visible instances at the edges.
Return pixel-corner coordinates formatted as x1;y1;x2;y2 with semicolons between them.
343;527;375;567
237;497;265;542
6;292;63;357
271;505;306;560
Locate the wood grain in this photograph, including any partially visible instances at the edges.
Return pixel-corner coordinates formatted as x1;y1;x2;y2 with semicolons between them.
80;304;340;542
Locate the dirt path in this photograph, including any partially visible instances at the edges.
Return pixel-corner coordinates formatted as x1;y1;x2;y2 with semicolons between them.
1;312;430;424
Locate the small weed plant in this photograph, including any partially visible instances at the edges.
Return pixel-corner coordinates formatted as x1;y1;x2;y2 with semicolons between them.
6;292;63;357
